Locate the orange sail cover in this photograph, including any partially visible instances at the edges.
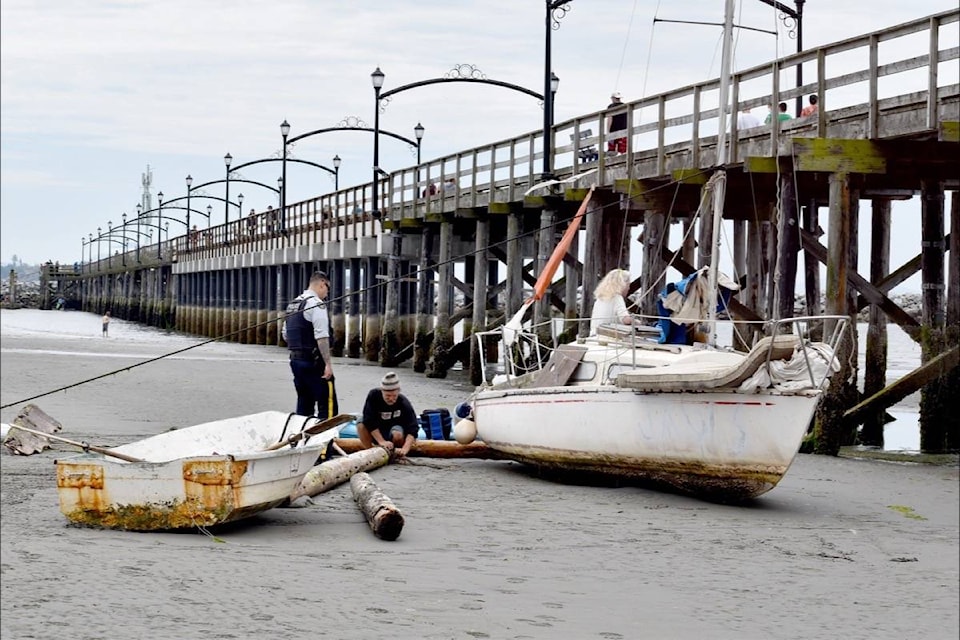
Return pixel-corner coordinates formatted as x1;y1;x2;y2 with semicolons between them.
527;187;595;303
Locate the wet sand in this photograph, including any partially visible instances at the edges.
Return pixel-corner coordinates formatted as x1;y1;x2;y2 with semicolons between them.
1;322;958;639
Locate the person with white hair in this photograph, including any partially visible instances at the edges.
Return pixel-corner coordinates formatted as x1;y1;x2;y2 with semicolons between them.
356;371;420;458
589;269;634;335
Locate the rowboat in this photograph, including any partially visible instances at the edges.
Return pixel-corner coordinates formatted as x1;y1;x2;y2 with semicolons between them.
54;411;346;531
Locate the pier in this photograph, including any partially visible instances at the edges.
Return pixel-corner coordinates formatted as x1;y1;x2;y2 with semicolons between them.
44;10;959;452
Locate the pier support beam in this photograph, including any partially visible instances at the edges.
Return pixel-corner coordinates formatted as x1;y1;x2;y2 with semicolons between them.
428;217;454;378
380;232;403;367
774;171;799;321
348;258;362;359
861;198;891;446
469;216;490;386
814;172;858;455
414;226;435;373
919;180;951;452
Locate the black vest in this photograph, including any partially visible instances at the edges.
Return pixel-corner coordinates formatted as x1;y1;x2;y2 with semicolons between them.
285;297;320;352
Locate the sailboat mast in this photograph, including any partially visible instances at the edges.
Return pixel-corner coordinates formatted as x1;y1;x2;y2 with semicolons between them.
705;0;736;345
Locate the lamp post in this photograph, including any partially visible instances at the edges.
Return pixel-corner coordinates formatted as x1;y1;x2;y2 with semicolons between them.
333;155;341;191
207;205;213;227
88;233;94;272
224;153;232;226
414;122;425;165
371;66;385;219
157;191;164;259
280;120;290;230
277;177;283;209
121;213;128;266
543;1;570;181
185;174;193;235
97;226;102;263
236;193;244;241
136;204;142;263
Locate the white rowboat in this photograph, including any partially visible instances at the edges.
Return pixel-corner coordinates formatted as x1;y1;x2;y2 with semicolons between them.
55;411;343;530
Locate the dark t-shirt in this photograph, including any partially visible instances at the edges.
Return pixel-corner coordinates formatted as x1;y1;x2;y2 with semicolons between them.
361;389;419;439
608;102;627;132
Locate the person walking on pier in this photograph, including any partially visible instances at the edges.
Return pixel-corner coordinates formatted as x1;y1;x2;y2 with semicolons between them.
101;311;111;337
355;372;419;459
606;92;628;154
282;271;339;420
801;94;819;117
765;101;792;124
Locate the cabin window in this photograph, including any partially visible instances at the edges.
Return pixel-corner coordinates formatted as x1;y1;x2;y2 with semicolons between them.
570;362;597;382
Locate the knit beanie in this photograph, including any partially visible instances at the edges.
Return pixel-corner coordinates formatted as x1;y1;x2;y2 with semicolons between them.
381;371;400;391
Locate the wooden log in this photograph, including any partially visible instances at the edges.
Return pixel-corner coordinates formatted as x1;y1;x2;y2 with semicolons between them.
333;438;504;459
289;447;390;501
350;472;404;541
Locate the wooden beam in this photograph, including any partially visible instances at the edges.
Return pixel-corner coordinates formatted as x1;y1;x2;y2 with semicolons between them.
800;228;920;331
844;346;959;424
788;138;886;174
940;121;959;142
855;233;951;311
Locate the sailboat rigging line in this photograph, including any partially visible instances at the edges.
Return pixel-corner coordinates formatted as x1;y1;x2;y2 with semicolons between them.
4;171;717;410
613;0;641;93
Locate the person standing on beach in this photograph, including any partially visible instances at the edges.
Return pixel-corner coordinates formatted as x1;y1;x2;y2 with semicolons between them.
281;271;338;419
356;372;419;459
101;311;111;337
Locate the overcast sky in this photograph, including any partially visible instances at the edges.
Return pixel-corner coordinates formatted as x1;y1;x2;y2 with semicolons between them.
1;0;955;291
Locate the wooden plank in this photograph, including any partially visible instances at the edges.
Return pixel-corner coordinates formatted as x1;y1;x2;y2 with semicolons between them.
789;139;887;173
940;121;959;142
800;228;919;330
531;344;588;388
844;346;959;424
743;156;779;173
671;169;708;185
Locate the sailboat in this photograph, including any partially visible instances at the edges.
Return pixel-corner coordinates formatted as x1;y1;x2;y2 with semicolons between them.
461;1;849;502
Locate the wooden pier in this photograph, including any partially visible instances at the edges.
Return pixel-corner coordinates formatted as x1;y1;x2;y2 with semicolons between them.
49;10;959;453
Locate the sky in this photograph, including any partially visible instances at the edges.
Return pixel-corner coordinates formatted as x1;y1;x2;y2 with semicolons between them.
1;0;955;292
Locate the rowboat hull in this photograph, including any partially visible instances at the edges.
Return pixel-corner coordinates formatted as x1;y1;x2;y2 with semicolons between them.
473;384;820;502
55;411;339;530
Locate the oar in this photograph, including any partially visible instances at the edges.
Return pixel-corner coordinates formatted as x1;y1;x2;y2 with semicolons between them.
6;424;145;463
264;413;355;451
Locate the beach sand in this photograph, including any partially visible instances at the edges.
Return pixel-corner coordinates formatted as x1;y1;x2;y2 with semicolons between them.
1;320;958;640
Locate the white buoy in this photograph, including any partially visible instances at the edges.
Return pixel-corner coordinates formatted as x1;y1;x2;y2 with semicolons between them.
453;418;477;445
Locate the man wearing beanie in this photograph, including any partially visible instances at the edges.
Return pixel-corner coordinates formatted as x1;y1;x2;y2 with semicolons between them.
281;271;339;419
356;371;419;458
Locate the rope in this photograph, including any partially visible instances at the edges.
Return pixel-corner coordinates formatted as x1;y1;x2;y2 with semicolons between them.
1;171;712;411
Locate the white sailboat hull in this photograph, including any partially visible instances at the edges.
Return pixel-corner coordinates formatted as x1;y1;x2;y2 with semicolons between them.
473;385;819;501
55;411;340;530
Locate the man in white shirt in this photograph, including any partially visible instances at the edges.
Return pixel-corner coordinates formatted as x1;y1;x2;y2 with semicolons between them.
737;108;761;130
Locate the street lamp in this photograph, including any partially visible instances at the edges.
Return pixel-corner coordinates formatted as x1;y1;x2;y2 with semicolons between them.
277;177;283;209
543;1;571;180
121;213;128;266
224;153;232;226
371;66;385;219
97;226;102;263
333;154;342;191
157;191;164;259
136;203;142;263
237;193;244;240
280;120;290;230
185;174;193;235
414;122;425;165
207;204;212;227
88;233;94;271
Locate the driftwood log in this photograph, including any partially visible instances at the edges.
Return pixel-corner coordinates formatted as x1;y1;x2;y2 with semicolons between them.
350;472;404;541
289;447;390;501
333;438;503;459
3;404;62;456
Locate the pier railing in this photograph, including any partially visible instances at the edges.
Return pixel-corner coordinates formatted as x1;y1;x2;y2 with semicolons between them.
88;9;957;274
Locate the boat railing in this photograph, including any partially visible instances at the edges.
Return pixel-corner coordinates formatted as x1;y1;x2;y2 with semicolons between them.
765;315;851;390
